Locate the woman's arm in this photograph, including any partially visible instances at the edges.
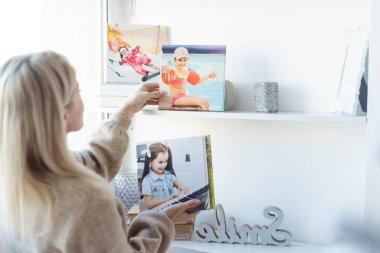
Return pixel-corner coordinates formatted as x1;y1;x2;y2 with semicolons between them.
72;83;164;181
65;191;175;253
65;189;201;253
129;199;202;252
72;114;130;181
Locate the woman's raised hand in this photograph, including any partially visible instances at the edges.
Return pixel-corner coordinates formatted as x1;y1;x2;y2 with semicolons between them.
118;82;165;118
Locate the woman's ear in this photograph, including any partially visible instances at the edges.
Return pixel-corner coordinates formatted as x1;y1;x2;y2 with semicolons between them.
63;108;68;120
63;108;69;131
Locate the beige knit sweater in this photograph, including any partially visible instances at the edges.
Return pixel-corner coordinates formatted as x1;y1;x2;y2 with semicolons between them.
3;114;175;253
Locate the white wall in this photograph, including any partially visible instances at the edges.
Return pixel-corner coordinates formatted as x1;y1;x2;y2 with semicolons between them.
365;0;380;233
129;0;370;113
108;0;370;245
0;0;42;64
41;0;104;150
131;115;366;245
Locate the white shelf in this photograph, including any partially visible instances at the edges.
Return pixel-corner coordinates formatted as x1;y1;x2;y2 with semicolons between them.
99;107;367;123
170;241;329;253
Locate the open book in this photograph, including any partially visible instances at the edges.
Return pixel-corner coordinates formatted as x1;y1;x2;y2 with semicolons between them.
136;135;215;212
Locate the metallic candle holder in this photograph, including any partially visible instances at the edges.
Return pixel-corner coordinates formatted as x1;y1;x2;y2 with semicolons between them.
255;81;279;113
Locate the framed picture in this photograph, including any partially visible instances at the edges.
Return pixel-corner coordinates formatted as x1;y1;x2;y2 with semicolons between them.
330;28;368;116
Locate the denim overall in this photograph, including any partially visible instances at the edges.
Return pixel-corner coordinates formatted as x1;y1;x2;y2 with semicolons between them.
146;170;175;200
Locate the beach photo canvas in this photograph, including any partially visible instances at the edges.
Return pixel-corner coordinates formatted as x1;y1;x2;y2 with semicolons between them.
159;45;226;111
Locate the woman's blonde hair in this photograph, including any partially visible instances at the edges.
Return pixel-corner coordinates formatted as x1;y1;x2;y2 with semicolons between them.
0;52;105;241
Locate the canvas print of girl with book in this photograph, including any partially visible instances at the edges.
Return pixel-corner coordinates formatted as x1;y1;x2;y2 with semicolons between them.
159;45;226;111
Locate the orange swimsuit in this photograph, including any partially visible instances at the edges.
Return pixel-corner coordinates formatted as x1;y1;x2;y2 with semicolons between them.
161;67;201;103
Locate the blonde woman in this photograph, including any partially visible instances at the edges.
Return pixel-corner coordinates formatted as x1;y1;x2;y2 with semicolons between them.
0;51;200;253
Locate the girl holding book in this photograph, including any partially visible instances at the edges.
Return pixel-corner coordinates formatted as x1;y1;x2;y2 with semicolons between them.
0;51;201;253
141;143;190;209
161;46;217;110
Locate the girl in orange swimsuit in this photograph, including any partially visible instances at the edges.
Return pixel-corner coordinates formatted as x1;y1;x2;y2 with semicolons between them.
161;47;216;110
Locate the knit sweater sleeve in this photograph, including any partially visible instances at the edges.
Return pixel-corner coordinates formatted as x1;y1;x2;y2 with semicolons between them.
65;193;175;253
127;211;175;253
73;113;131;182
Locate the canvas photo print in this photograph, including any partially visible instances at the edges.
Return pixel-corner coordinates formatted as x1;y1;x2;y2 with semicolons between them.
106;24;168;84
136;136;214;212
159;45;226;111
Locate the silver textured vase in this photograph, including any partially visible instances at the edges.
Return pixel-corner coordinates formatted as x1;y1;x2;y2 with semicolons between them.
255;81;279;113
114;170;139;213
